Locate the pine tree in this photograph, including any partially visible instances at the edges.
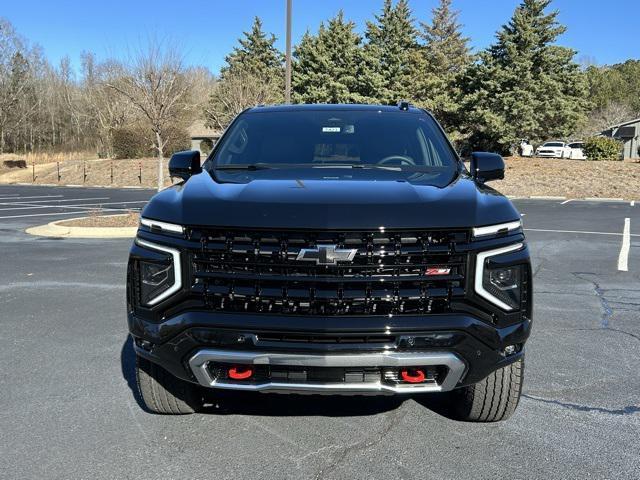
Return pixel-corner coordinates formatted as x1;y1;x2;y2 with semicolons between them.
414;0;471;138
223;16;283;87
206;17;283;129
364;0;418;104
292;11;372;104
459;0;588;154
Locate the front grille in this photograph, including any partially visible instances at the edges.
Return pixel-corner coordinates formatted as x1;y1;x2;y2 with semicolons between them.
188;228;468;315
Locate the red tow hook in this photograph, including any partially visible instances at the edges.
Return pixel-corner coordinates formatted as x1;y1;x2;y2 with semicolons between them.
400;368;426;383
228;366;253;380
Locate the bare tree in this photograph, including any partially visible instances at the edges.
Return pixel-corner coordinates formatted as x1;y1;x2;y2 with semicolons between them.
577;101;636;137
106;41;193;190
204;70;280;131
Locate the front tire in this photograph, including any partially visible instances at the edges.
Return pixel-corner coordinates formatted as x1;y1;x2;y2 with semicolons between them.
136;356;202;414
451;357;524;422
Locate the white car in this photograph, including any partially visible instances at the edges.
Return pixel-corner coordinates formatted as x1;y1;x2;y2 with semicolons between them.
566;141;586;160
535;141;569;158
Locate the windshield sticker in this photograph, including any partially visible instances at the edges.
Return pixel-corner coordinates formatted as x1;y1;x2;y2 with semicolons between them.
322;126;341;133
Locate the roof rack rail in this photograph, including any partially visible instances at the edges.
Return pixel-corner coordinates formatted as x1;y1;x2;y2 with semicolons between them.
398;100;410;111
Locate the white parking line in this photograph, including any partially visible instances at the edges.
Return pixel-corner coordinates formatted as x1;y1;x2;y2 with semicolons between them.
560;199;573;205
584;197;625;202
0;200;147;212
0;207;141;219
525;228;639;237
0;195;63;200
632;201;636;207
0;197;110;205
618;218;631;272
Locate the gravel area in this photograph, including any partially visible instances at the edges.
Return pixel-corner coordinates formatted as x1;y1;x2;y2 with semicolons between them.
58;212;140;228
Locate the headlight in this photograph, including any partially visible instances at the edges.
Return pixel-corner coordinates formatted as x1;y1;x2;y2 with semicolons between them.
135;239;182;306
473;220;521;238
475;243;523;311
140;217;184;234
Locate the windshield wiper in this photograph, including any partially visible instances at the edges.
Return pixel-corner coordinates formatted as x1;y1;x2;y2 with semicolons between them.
214;163;274;171
311;164;402;171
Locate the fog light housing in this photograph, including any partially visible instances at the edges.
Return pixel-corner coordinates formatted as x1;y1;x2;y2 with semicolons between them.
483;265;522;310
135;239;182;306
475;243;523;311
140;260;175;305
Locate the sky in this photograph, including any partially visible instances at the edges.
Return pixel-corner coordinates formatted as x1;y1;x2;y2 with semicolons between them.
2;0;638;74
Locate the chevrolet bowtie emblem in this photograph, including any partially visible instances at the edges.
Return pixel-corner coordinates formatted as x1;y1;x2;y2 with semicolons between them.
296;245;358;265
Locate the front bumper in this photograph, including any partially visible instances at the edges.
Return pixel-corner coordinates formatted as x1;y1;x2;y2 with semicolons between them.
188;349;466;394
130;311;531;394
536;150;562;158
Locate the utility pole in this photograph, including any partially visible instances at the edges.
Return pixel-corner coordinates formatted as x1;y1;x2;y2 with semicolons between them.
285;0;292;103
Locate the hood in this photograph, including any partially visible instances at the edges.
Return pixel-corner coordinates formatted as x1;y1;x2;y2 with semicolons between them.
141;172;520;230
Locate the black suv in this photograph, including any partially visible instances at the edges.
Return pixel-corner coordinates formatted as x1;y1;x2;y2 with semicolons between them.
127;104;531;421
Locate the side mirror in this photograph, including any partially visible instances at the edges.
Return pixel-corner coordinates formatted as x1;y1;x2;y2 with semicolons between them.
470;152;505;183
169;150;202;181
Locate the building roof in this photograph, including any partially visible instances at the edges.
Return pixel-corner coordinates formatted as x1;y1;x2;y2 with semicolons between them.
605;117;640;131
188;119;221;139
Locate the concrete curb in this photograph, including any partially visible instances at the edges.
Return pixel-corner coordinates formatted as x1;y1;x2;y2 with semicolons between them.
25;214;138;239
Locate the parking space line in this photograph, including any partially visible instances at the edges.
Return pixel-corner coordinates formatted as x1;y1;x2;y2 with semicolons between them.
525;228;639;237
560;199;573;205
0;200;148;212
0;207;140;220
0;195;64;200
618;218;631;272
0;197;110;205
632;201;636;207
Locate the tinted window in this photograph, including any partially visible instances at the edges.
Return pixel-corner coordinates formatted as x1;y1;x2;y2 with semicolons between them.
543;142;564;147
211;110;457;171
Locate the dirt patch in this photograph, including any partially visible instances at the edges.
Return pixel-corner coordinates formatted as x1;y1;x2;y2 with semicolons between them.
491;157;640;199
58;212;139;228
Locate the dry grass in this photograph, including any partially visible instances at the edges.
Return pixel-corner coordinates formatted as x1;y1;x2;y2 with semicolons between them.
491;157;640;199
58;211;140;228
0;157;174;188
0;151;98;166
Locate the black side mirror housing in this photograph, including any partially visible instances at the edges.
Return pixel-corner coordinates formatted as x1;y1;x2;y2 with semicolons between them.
169;150;202;181
470;152;505;183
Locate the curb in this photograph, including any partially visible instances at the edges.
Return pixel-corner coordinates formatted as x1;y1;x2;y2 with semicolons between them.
25;214;138;239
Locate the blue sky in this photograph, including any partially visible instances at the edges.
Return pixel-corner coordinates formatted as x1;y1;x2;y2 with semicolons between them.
3;0;638;74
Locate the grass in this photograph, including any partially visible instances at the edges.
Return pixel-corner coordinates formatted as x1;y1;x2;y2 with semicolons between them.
0;151;98;166
491;156;640;199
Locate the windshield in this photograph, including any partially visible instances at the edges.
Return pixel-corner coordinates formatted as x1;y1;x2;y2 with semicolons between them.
543;142;564;147
207;109;459;181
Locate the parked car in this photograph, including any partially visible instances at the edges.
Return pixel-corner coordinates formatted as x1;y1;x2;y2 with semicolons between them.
535;141;569;158
566;141;586;160
128;103;532;422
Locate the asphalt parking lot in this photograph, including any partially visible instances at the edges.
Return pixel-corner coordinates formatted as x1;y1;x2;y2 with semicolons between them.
1;185;639;479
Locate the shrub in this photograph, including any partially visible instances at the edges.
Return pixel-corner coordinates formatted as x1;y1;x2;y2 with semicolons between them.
200;138;214;155
583;136;622;161
112;126;190;159
163;127;191;157
112;127;146;159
